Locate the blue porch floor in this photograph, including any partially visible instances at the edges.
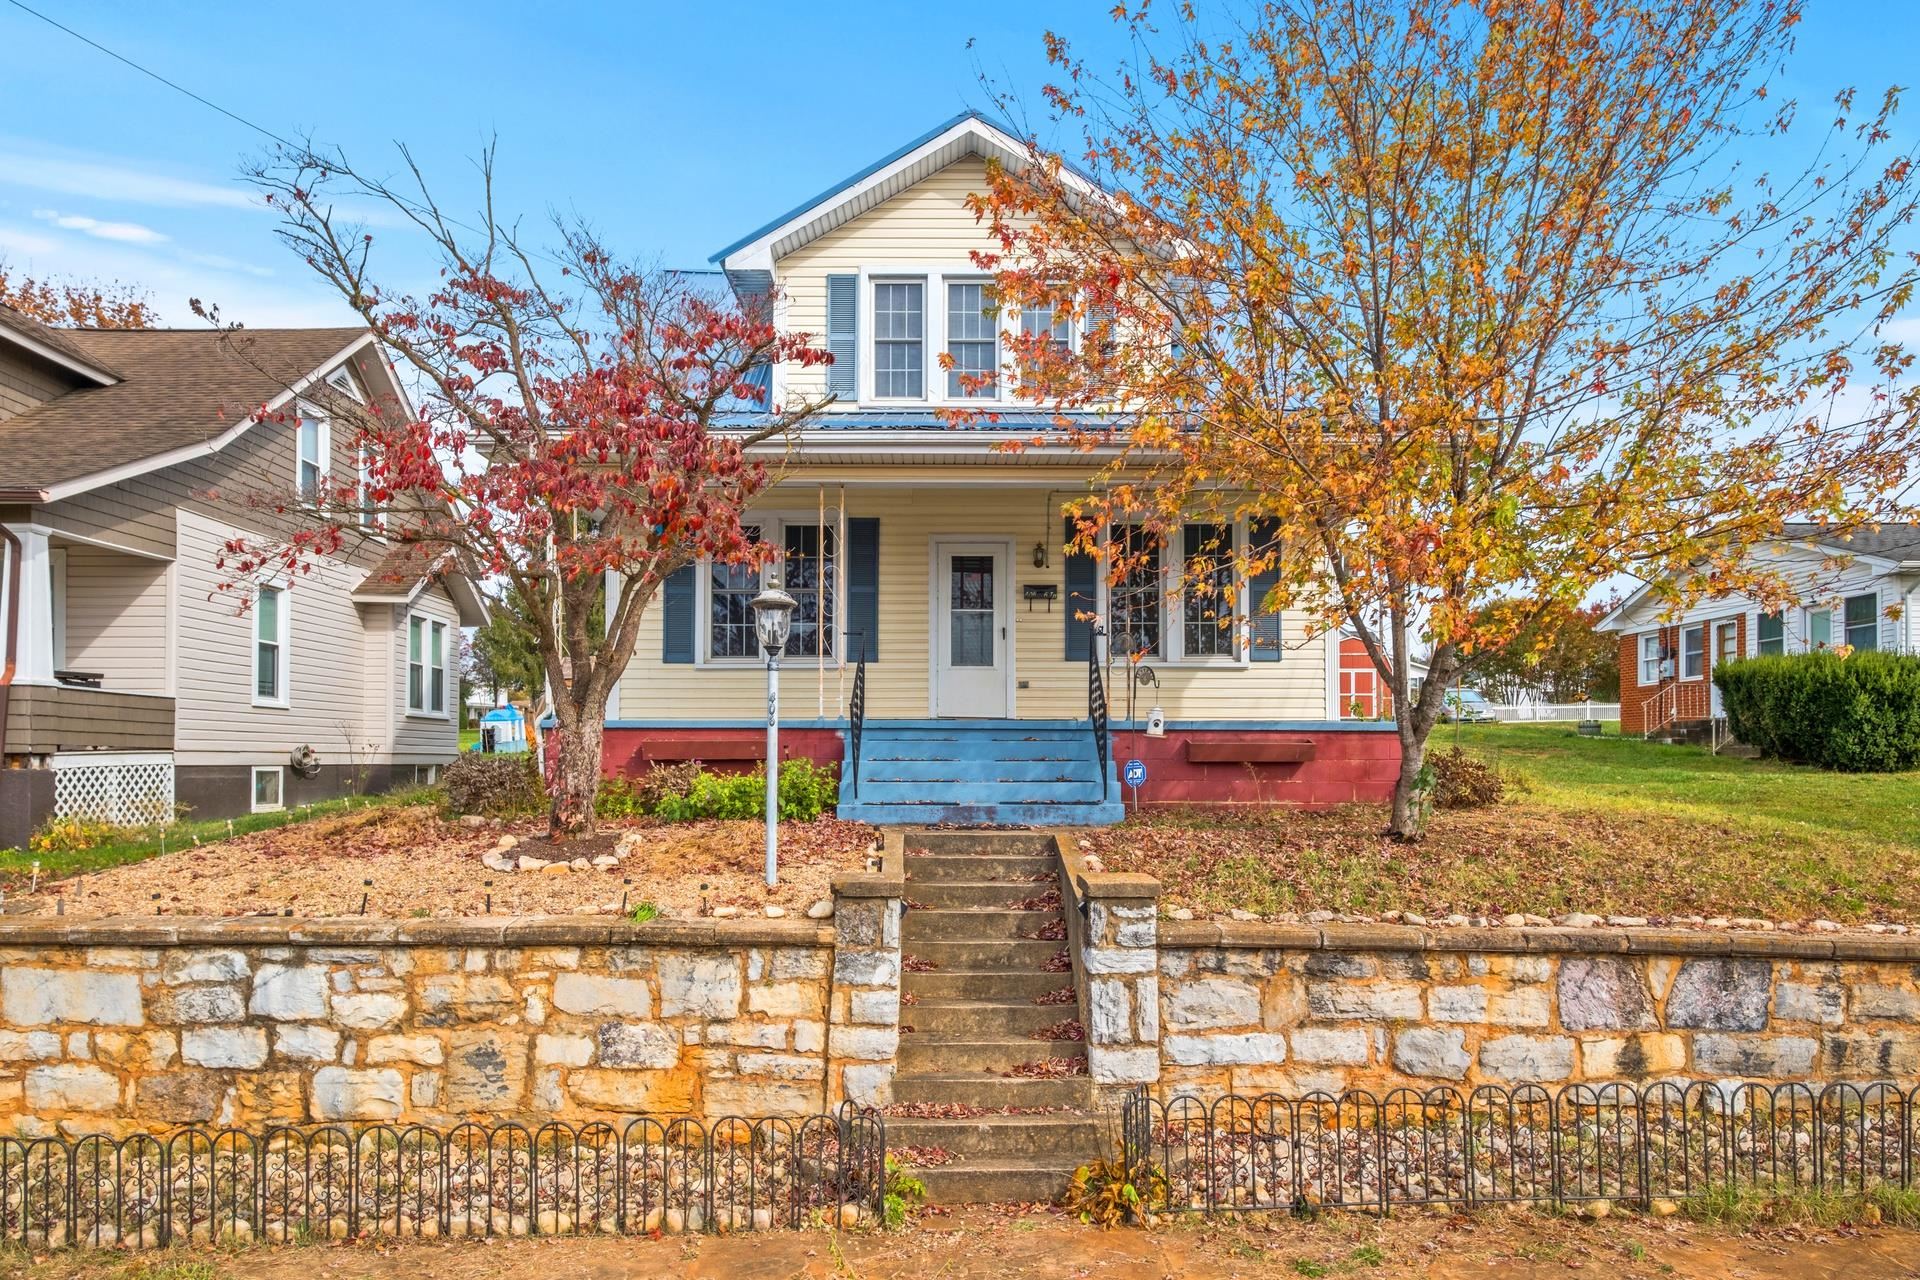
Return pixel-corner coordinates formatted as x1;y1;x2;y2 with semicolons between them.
836;719;1126;827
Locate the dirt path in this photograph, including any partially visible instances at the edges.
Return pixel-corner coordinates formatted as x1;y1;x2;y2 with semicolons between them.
7;1209;1918;1280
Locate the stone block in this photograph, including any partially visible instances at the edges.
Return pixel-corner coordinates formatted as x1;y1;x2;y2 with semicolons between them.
835;901;886;946
1694;1034;1818;1078
1165;978;1261;1030
738;1053;826;1080
417;974;519;1023
445;1030;526;1108
274;1025;341;1063
771;949;830;980
535;1033;594;1067
833;951;898;987
152;984;246;1025
1427;985;1488;1023
1580;1033;1688;1080
331;992;407;1030
659;955;743;1020
1557;957;1656;1031
1772;982;1846;1027
1487;988;1551;1028
704;1078;820;1116
411;1072;443;1109
1088;979;1131;1044
135;1071;225;1123
850;989;899;1024
182;1026;269;1069
840;1062;895;1107
1088;1044;1161;1084
748;982;823;1019
0;1030;63;1061
552;973;651;1017
828;1026;899;1061
25;1063;121;1112
234;1071;304;1121
249;965;329;1021
311;1067;405;1121
1084;947;1154;975
1290;1028;1370;1065
1852;984;1920;1022
367;1034;444;1066
704;1021;787;1048
1391;1029;1470;1080
1665;959;1772;1032
596;1022;680;1069
2;968;142;1026
1308;982;1423;1022
793;1020;825;1054
1163;1032;1288;1066
1820;1032;1920;1077
1478;1034;1575;1081
568;1068;695;1113
162;950;250;985
1304;953;1377;979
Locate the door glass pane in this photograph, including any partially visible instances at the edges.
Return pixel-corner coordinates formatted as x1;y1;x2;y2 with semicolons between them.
950;555;994;667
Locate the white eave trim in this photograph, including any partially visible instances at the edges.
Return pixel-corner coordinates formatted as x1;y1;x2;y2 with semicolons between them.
717;117;1101;276
32;332;379;504
0;326;118;387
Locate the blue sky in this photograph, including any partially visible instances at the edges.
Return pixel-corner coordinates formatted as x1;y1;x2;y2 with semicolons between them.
1;1;1917;328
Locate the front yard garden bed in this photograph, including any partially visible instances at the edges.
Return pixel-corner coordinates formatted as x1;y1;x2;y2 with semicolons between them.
1;800;877;919
1089;723;1920;927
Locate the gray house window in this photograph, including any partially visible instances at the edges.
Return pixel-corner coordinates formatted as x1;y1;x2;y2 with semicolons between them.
872;281;924;398
1757;610;1784;656
945;281;997;399
1844;593;1879;650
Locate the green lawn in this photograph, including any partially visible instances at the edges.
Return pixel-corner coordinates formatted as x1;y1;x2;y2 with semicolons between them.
1450;721;1920;853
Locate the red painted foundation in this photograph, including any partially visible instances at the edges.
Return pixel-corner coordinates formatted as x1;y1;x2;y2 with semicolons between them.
599;725;1401;810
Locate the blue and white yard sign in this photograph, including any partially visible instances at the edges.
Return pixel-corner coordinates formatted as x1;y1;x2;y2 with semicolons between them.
1124;759;1148;789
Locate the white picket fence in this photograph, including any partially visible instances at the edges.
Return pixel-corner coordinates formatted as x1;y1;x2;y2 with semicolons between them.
1485;701;1621;722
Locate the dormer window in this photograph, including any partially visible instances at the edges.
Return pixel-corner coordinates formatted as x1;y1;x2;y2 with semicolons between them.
945;281;998;400
872;280;924;398
295;408;329;500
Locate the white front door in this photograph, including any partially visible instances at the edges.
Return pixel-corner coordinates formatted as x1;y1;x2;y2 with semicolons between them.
1710;619;1740;717
934;541;1009;717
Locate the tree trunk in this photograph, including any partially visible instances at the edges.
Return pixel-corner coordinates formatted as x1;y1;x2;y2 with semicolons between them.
1389;718;1429;839
548;712;605;841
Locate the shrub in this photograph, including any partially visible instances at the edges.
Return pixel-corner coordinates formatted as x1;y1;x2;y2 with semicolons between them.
652;757;840;823
442;753;544;816
623;761;704;815
29;815;123;854
1715;650;1920;772
1425;747;1506;810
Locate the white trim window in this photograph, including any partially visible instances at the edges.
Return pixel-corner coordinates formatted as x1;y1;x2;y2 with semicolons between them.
251;765;284;813
1843;592;1879;651
872;280;925;399
1108;523;1163;658
252;585;288;707
701;518;837;662
1638;631;1671;684
1681;624;1705;679
1019;300;1074;361
1807;606;1834;649
408;614;448;716
356;445;385;534
1757;610;1785;656
944;280;998;400
295;408;329;500
1101;521;1252;665
1180;522;1237;659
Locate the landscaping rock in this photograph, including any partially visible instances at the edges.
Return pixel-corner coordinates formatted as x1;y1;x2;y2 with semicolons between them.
712;906;741;919
764;905;786;918
482;852;515;873
592;856;620;870
495;835;519;852
517;855;550;871
805;898;834;920
1559;913;1603;929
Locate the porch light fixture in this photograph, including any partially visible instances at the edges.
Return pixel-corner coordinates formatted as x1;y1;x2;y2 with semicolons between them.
1032;541;1048;569
752;581;798;888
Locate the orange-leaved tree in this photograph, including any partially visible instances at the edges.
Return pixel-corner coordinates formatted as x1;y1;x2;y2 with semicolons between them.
214;143;833;838
971;0;1920;836
0;261;158;328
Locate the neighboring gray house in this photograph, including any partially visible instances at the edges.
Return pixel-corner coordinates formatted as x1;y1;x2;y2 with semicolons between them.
0;307;486;846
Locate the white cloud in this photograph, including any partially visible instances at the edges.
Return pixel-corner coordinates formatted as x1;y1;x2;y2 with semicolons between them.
32;208;168;245
0;149;259;211
0;225;59;256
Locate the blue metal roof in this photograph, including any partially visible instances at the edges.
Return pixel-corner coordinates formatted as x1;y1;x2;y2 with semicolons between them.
715;409;1125;432
709;110;1107;266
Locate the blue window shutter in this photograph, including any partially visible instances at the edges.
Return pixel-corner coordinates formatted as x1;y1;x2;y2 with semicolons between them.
1248;518;1282;661
662;565;695;664
1065;517;1097;660
743;360;772;404
848;517;879;661
827;275;858;400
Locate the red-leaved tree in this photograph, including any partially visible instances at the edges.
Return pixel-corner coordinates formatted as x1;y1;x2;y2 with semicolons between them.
213;144;832;837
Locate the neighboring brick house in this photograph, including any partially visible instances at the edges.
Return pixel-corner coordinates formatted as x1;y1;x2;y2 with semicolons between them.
1596;525;1920;736
0;307;486;846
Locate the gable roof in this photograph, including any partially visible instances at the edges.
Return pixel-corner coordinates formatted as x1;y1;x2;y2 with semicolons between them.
0;304;120;385
0;325;372;499
710;110;1106;283
350;536;489;626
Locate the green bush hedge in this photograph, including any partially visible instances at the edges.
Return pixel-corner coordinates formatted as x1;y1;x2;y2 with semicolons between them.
599;757;840;823
1713;650;1920;772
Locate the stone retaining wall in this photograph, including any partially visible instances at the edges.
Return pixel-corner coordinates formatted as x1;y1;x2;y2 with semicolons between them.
0;845;904;1138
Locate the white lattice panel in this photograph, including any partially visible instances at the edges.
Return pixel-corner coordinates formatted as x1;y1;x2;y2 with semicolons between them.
51;752;175;827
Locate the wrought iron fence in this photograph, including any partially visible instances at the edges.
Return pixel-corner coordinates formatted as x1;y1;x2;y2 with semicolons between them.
1120;1083;1920;1215
1;1107;885;1249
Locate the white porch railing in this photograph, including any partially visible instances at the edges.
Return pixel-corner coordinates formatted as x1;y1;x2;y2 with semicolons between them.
51;751;175;827
1485;701;1622;722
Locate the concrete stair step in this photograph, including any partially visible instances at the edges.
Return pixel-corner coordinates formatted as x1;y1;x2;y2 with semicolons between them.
899;1035;1085;1075
901;998;1081;1038
888;1112;1106;1160
867;758;1105;784
867;738;1090;761
904;831;1060;856
901;854;1058;883
913;1159;1079;1205
839;798;1126;827
908;880;1061;911
902;970;1075;1001
890;1072;1095;1110
903;908;1062;942
859;780;1106;804
902;939;1068;972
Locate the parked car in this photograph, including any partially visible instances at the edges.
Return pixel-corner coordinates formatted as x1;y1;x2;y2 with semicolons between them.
1438;689;1499;724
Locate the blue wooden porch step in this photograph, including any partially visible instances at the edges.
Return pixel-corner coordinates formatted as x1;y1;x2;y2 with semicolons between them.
838;720;1124;827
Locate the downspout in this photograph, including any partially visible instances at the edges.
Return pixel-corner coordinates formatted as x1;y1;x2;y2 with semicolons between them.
0;524;21;762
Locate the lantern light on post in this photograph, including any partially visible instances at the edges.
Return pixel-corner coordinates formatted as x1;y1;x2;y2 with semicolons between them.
751;580;797;889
